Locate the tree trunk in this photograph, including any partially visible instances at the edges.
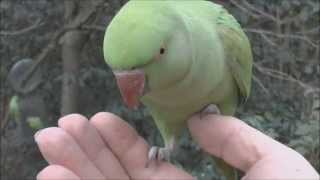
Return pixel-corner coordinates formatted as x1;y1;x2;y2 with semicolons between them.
60;30;88;115
60;0;89;115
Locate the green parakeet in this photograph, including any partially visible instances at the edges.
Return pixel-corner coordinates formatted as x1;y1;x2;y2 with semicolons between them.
103;0;252;179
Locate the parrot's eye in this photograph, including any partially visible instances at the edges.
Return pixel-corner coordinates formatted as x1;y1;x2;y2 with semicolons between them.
160;48;165;54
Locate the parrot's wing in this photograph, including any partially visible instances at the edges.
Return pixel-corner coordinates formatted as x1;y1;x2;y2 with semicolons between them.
216;12;253;104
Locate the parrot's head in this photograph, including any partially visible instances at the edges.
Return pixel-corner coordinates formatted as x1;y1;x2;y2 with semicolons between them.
103;1;192;109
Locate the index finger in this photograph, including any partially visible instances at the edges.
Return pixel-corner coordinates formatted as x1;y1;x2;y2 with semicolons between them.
90;112;194;179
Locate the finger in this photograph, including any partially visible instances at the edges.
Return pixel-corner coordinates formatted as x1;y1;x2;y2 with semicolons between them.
35;127;105;179
37;165;80;180
90;113;149;174
243;154;320;179
90;112;194;179
188;114;289;171
58;114;129;179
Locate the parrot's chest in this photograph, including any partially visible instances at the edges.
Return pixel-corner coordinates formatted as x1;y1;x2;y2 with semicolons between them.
141;88;214;123
141;69;236;123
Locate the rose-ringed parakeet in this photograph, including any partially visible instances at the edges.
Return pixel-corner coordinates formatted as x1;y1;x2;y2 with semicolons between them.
103;0;252;179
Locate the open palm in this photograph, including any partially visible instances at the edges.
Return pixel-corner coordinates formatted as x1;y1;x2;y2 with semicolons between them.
35;112;193;180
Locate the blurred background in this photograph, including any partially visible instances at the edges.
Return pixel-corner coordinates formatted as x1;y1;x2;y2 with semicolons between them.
1;0;319;179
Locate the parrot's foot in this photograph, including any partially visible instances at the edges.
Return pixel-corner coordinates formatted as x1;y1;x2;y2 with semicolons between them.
199;104;221;119
146;146;171;168
146;138;176;167
148;146;171;161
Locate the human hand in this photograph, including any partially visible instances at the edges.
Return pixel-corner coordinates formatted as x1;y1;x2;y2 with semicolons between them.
35;112;319;180
35;112;194;179
188;114;319;179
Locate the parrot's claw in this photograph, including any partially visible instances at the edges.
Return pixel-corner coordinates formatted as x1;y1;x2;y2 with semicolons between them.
146;146;171;167
146;138;176;167
199;104;221;119
147;146;171;166
148;146;159;161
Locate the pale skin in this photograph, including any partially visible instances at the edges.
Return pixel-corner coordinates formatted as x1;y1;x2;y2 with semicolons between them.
35;112;319;180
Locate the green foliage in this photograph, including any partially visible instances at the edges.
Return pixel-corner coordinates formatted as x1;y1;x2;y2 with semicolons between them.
26;116;44;130
9;96;20;123
289;119;320;169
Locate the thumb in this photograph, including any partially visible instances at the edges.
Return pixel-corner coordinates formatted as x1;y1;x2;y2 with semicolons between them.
187;114;319;180
188;114;281;171
188;115;249;165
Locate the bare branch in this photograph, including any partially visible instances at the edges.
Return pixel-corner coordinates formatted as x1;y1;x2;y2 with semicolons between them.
231;0;319;28
20;28;66;88
230;0;279;22
245;28;319;48
281;4;319;25
241;0;277;22
254;63;320;94
21;1;105;87
229;0;260;19
296;26;320;35
252;75;270;95
259;33;277;46
0;18;43;36
0;96;10;132
82;25;105;31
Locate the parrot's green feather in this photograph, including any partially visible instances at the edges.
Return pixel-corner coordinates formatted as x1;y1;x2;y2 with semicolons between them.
215;11;253;103
104;1;253;179
104;1;174;70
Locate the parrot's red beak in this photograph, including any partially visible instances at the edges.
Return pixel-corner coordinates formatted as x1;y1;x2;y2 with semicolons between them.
113;70;145;109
